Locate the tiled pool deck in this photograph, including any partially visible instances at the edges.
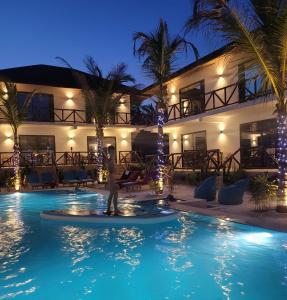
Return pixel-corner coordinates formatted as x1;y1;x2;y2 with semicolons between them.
93;184;287;232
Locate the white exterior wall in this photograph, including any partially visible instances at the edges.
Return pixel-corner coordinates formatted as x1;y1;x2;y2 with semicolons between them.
166;100;276;161
0;83;134;160
165;50;245;119
144;48;276;165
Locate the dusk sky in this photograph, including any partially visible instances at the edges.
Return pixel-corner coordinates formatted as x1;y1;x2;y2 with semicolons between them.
0;0;224;87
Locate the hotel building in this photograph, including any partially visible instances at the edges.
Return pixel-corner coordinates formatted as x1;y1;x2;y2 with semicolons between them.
0;45;278;173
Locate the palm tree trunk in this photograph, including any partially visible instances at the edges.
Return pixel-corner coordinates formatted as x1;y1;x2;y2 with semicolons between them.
13;129;21;191
155;81;165;194
96;126;104;182
277;113;287;212
155;108;165;194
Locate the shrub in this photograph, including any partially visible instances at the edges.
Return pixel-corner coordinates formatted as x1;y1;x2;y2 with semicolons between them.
249;174;277;211
224;168;247;185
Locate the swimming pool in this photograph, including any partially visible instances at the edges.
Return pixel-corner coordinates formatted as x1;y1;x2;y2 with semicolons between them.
0;190;287;299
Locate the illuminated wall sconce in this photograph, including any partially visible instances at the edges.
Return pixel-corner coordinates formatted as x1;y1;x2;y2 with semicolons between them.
169;85;176;94
219;130;224;134
173;137;177;142
121;133;128;144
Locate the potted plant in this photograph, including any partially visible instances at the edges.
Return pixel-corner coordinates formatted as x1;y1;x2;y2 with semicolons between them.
249;175;277;211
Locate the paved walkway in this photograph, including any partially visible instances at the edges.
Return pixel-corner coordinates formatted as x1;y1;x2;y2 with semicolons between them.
93;184;287;232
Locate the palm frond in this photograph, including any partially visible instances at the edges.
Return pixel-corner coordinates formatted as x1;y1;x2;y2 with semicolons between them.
185;0;287;110
133;18;199;88
0;81;34;139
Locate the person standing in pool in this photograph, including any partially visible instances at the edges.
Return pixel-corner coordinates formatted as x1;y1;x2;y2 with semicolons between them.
105;146;121;216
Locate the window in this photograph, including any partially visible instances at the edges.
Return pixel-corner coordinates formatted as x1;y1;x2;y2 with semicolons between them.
240;119;277;168
179;81;205;116
238;64;264;102
19;135;55;152
181;131;206;168
18;92;54;122
87;136;117;160
181;131;206;152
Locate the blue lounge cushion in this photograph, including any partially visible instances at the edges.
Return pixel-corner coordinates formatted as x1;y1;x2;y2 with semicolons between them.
77;169;94;183
218;178;249;205
41;171;56;185
27;172;41;186
194;176;216;202
62;170;80;184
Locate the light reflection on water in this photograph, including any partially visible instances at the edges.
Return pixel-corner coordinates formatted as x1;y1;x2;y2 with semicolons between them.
0;190;287;299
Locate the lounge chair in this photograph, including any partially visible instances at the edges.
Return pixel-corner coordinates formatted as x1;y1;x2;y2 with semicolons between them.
26;172;42;189
116;171;141;188
41;171;57;188
121;174;150;191
218;178;249;205
62;170;80;186
76;169;95;185
194;176;216;202
116;170;131;182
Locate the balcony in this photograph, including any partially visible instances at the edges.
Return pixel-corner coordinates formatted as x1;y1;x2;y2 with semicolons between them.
0;108;132;125
167;77;270;122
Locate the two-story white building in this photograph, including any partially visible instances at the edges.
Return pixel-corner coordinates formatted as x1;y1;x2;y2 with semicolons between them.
0;44;278;173
142;44;277;173
0;64;141;167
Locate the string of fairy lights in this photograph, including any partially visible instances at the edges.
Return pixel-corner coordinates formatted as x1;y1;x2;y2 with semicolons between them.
156;108;165;193
277;115;287;200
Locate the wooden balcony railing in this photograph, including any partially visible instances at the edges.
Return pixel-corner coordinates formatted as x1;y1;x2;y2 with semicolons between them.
0;151;100;168
0;147;278;171
167;76;271;121
119;151;144;168
0;107;131;125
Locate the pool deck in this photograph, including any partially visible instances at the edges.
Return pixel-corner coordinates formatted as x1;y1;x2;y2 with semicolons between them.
91;184;287;232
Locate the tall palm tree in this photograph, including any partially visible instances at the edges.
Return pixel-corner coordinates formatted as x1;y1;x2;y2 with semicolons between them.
57;56;135;182
185;0;287;212
0;82;34;190
133;18;199;194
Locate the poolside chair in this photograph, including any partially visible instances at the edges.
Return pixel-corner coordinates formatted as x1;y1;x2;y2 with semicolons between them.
76;169;95;185
116;170;131;182
194;176;216;202
116;171;141;188
218;178;249;205
62;170;80;186
26;172;42;189
121;173;150;191
41;171;57;188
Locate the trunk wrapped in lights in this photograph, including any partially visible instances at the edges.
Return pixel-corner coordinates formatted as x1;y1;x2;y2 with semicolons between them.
96;127;104;183
155;107;165;194
13;143;21;191
277;113;287;212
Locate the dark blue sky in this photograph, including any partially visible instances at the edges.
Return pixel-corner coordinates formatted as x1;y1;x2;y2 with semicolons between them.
0;0;223;87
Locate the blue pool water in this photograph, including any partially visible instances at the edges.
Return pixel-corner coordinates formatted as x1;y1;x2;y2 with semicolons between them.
0;190;287;300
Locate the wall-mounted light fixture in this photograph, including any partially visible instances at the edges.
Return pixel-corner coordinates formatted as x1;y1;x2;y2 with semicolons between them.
219;129;224;134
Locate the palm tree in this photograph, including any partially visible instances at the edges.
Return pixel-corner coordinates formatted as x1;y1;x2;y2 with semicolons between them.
0;82;34;190
57;56;135;182
185;0;287;212
133;18;199;194
131;102;157;125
